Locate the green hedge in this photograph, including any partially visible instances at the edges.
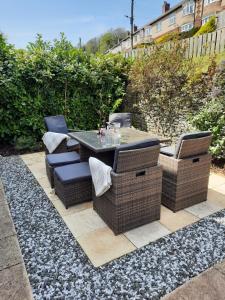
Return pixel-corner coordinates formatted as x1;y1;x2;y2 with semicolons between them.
0;33;131;146
191;61;225;160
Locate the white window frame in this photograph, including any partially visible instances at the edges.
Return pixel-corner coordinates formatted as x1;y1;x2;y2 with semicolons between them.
204;0;217;6
183;0;195;16
156;21;162;33
169;14;176;26
181;22;194;32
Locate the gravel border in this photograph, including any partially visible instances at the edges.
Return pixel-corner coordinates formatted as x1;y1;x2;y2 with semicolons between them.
1;155;225;300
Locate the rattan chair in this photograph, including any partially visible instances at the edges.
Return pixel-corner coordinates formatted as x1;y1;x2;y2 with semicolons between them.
159;131;212;212
109;113;132;128
93;139;162;235
44;115;80;154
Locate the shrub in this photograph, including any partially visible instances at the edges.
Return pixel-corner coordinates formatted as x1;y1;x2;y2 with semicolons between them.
191;61;225;160
179;27;200;39
0;34;131;145
195;16;216;36
126;42;211;139
15;136;41;151
155;31;179;44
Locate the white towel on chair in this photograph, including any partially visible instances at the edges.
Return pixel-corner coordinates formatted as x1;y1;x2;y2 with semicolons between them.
42;132;69;154
89;157;112;197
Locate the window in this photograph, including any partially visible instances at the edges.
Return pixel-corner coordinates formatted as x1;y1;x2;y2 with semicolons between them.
169;14;176;26
145;27;151;36
183;0;195;16
156;21;162;33
204;0;217;6
202;15;213;25
181;22;194;32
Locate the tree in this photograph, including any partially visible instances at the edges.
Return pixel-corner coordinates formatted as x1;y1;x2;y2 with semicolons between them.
84;37;99;54
84;28;128;54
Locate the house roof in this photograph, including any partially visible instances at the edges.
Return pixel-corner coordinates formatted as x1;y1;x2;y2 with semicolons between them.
147;1;183;26
108;1;183;51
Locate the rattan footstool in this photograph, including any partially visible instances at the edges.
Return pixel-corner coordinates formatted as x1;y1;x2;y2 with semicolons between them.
45;152;80;188
54;162;92;209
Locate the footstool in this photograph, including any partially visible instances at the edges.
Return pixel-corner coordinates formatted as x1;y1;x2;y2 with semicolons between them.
45;152;80;188
54;162;92;209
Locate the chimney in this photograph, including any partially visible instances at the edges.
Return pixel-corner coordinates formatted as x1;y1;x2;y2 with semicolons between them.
162;1;170;14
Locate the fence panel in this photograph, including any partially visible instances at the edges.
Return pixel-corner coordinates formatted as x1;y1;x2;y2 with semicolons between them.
122;28;225;59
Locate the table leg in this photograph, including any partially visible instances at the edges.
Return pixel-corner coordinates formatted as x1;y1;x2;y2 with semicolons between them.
79;145;115;167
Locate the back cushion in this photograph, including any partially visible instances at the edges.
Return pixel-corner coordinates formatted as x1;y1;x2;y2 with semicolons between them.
175;131;212;159
44;115;68;134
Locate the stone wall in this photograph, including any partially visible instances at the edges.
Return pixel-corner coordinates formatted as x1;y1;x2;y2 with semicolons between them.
124;90;204;142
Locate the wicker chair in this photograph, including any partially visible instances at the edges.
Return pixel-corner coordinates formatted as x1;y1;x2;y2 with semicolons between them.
93;139;162;235
44;115;80;154
109;113;132;128
159;131;212;212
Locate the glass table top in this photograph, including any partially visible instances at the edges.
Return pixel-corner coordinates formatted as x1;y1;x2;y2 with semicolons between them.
69;128;170;153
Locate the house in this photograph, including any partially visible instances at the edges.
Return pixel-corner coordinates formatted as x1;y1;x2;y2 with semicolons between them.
109;0;225;53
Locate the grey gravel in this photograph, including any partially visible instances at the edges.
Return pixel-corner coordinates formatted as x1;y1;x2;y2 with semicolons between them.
1;155;225;300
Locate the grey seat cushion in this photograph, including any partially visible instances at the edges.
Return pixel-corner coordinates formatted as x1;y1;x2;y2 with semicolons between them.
113;138;159;172
160;145;175;157
44;115;68;134
174;131;212;158
67;138;79;149
47;152;80;167
54;162;91;184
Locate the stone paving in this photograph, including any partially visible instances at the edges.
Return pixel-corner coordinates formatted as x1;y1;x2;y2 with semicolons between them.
162;259;225;300
21;152;225;268
1;151;225;298
0;182;33;300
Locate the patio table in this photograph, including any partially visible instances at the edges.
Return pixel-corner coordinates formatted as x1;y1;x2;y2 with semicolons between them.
69;128;170;166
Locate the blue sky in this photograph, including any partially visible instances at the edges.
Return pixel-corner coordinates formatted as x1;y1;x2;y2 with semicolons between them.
0;0;178;48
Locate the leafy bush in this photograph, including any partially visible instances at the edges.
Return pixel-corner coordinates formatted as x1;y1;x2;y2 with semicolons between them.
195;16;216;36
0;33;131;145
191;61;225;159
155;31;179;44
15;136;41;151
179;27;200;39
126;42;210;138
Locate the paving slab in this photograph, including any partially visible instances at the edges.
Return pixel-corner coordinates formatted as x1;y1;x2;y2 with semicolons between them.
63;207;107;238
77;227;136;267
124;221;171;248
160;205;199;232
0;235;23;271
214;260;225;276
0;183;5;204
185;201;222;218
209;173;225;188
163;267;225;300
0;204;16;239
0;263;33;300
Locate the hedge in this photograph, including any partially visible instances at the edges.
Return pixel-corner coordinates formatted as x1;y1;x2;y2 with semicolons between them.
0;33;131;147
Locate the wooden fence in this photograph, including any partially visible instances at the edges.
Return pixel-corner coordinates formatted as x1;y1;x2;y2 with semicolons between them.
125;27;225;59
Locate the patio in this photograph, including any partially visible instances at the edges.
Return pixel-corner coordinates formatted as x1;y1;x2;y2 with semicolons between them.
1;151;225;299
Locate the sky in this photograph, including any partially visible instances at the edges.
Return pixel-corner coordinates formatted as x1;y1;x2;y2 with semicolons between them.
0;0;178;49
